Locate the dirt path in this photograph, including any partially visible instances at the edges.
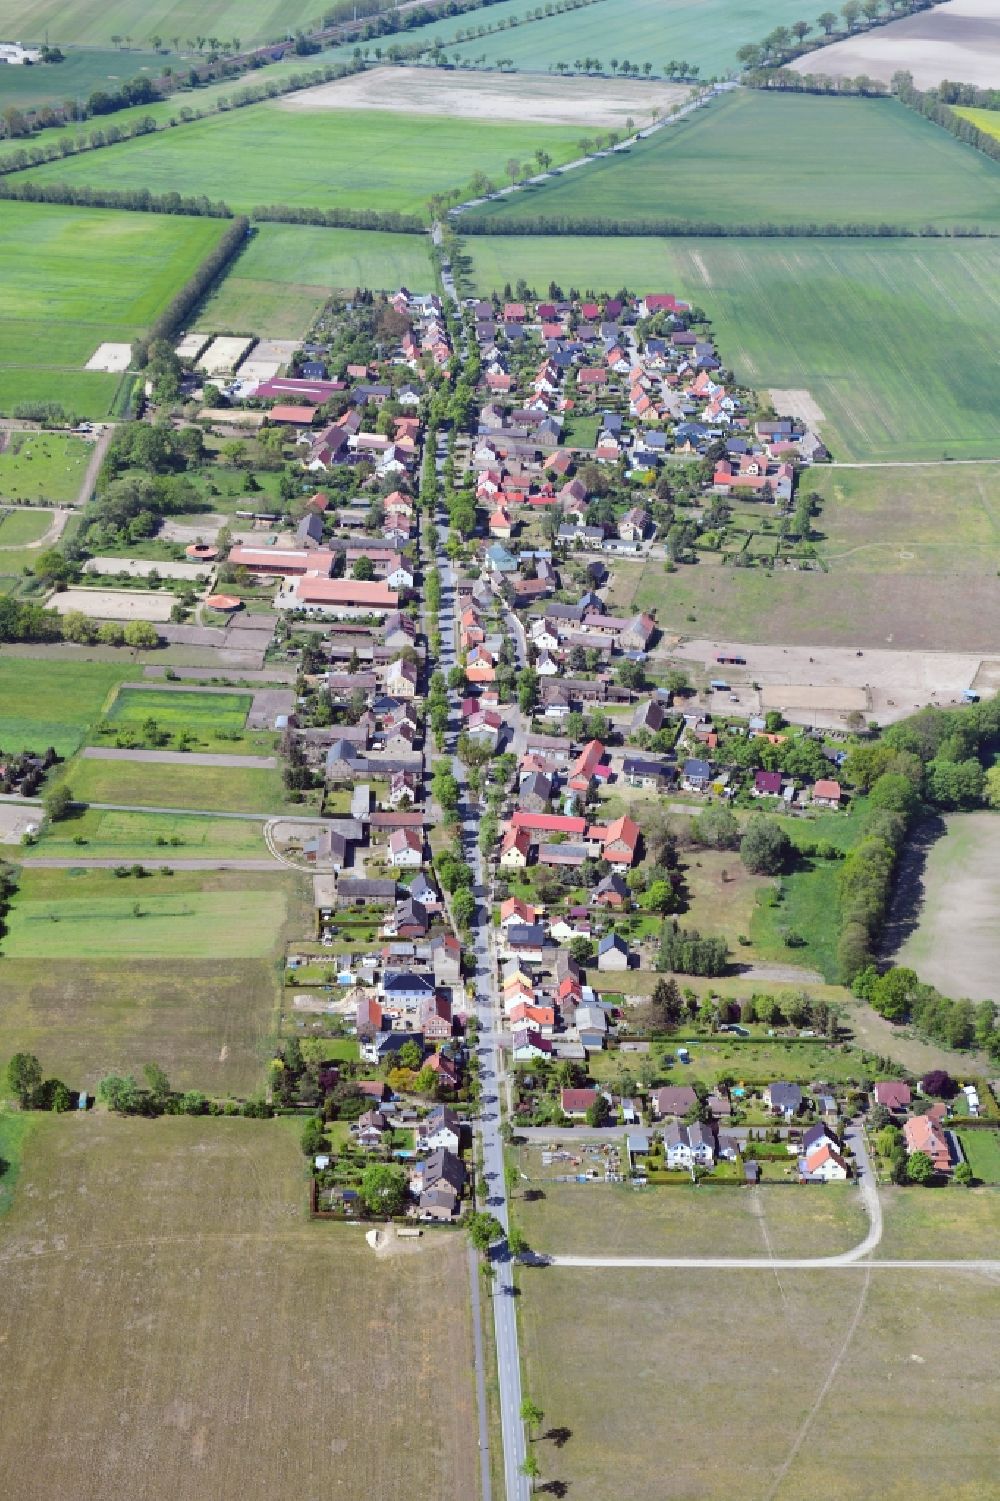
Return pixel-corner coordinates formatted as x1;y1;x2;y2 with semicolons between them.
23;857;281;870
76;424;114;507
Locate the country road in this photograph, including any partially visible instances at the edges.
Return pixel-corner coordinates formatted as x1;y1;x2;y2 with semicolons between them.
76;423;115;506
22;857;281;870
81;747;278;769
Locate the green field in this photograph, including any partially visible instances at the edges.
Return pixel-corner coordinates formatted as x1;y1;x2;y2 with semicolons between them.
0;201;226;418
0;432;91;502
20;101;582;217
1;866;291;959
0;655;134;755
0;507;51;546
106;686;251;732
23;806;268;861
194;223;434;337
462;235;1000;462
428;0;816;77
63;754;290;814
954;105;1000;142
0;0;313;49
0;1117;478;1499
471;90;1000;231
0;46;168;110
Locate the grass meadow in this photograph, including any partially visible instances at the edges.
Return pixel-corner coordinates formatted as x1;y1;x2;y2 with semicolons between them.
0;202;226;417
895;811;1000;1003
0;656;134;756
62;755;290;813
471;90;1000;230
0;0;309;49
0;45;167;110
23;806;268;861
193;223;434;338
954;105;1000;141
0;1116;478;1501
426;0;816;76
955;1130;1000;1184
106;686;251;732
462;235;1000;462
20;102;582;217
0;434;91;503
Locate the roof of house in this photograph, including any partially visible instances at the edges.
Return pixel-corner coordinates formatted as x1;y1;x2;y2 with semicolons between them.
653;1085;698;1116
813;778;842;800
766;1082;804;1109
874;1080;912;1110
293;578;399;608
561;1087;598;1113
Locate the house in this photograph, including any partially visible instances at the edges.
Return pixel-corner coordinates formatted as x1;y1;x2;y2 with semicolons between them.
802;1122;838;1154
561;1087;599;1119
903;1113;951;1172
412;1147;465;1219
593;872;629;910
512;1027;552;1061
519;771;553;813
682;758;712;792
802;1141;850;1181
431;931;462;985
874;1080;912;1113
753;770;783;798
355;994;383;1041
394;897;428;939
416;1105;463;1154
506;924;548;962
500;827;532;868
663;1122;715;1169
500;896;539;932
594;814;641;869
812;778;842;809
421;994;453;1041
388;827;423;868
597;933;630;971
356;1108;389;1148
651;1085;698;1120
574;1004;608;1051
568;739;607;793
381;971;435;1009
425;1049;461;1092
764;1082;804;1119
509;1001;555;1036
375;1029;424;1063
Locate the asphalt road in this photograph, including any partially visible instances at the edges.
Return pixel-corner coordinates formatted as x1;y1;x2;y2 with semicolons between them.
432;497;530;1501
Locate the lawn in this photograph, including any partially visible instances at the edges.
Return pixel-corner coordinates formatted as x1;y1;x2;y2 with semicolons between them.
589;1035;864;1091
0;434;90;503
0;655;134;756
0;1115;478;1500
0;201;226;418
0;0;311;49
62;754;292;814
194;223;435;338
471;90;1000;231
22;806;268;861
955;1130;1000;1185
514;1258;999;1501
461;234;1000;462
429;0;822;77
1;866;292;959
21;102;583;218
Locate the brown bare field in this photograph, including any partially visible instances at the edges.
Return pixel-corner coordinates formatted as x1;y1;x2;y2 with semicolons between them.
517;1261;1000;1501
0;1114;478;1501
277;64;688;126
792;0;1000;90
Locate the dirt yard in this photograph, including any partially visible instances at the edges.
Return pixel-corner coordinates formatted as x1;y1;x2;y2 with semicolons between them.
0;1114;478;1501
47;586;175;622
0;802;41;844
895;810;1000;1001
277;65;688;126
791;0;1000;89
771;388;826;425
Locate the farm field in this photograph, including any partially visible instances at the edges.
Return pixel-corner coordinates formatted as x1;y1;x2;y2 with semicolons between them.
792;0;1000;90
21;806;268;861
895;811;1000;1002
193;224;434;338
0;434;90;503
469;90;1000;231
0;201;226;418
0;0;309;50
515;1258;1000;1501
0;45;167;110
102;685;254;740
462;234;1000;463
20;102;583;217
62;753;290;814
423;0;815;78
0;1115;478;1500
956;104;1000;140
0;656;134;756
1;866;292;960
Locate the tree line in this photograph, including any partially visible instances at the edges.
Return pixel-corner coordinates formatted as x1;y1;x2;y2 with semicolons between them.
457;212;997;238
894;71;1000;166
134;216;249;367
0;177;232;217
252;203;425;233
854;966;1000;1059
